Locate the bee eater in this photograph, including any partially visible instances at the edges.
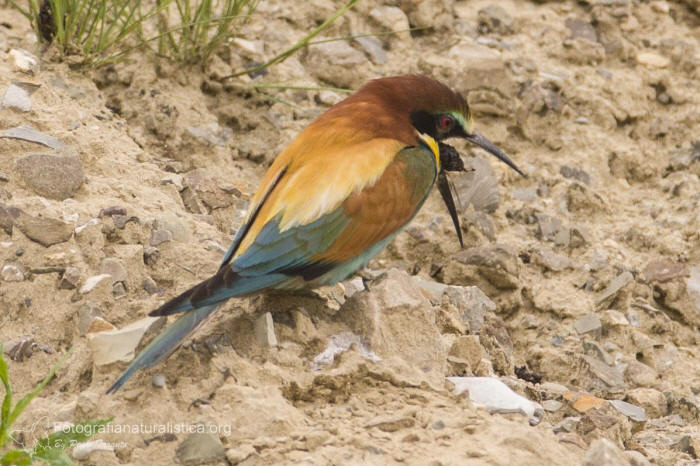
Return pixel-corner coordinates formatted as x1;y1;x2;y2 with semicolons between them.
107;75;525;393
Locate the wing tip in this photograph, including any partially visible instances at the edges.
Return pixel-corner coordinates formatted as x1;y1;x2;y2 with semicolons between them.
149;290;193;317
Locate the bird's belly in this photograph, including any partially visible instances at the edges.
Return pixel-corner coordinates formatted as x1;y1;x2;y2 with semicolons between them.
315;231;400;287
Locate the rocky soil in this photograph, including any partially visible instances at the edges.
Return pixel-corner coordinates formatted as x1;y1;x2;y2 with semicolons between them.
1;0;699;464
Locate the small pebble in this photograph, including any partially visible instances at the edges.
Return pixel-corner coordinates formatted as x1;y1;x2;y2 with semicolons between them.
150;229;173;246
582;439;629;466
144;247;160;266
574;313;602;337
637;52;669;68
72;439;114;460
176;433;226;464
226;445;255;465
254;312;278;348
112;215;138;229
77;304;101;336
80;274;111;294
2;264;24;282
2;84;32;111
512;187;538;202
553;416;580;433
75;218;99;234
550;335;564;347
142;277;159;295
432;420;445;430
59;267;81;290
87;317;159;365
152;375;166;388
355;36;388;64
542;400;563;412
10;49;39;74
0;125;65;149
15;152;85;201
101;258;128;283
112;282;127;298
99;206;127;217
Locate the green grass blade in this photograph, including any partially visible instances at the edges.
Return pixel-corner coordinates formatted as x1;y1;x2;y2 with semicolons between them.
225;0;360;79
72;0;95;42
7;1;31;19
251;83;352;93
31;448;72;466
0;346;12;448
51;0;66;51
308;27;427;45
1;449;32;466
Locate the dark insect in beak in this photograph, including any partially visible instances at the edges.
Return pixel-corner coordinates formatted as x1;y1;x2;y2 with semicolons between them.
438;142;466;248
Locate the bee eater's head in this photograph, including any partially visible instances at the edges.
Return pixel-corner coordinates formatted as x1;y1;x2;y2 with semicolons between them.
404;76;526;178
352;75;526;177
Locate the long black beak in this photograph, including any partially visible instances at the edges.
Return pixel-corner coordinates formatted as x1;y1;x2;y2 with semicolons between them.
437;171;463;248
437;142;465;248
465;131;527;178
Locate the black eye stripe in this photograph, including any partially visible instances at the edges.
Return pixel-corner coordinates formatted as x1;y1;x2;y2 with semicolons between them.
409;111;457;139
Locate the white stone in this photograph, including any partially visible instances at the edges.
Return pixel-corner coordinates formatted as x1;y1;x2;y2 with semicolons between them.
100;257;128;283
87;316;160;365
152;375;166;388
254;312;278;348
232;38;263;56
448;376;544;424
368;6;410;33
63;212;79;223
342;277;365;298
10;49;39;74
582;438;629;466
72;439;114;460
651;1;670;13
0;125;65;149
2;264;24;282
312;332;380;370
602;310;629;326
688;267;700;314
2;84;31;111
75;218;99;233
637;52;670;68
412;277;448;303
609;399;647;422
80;274;112;294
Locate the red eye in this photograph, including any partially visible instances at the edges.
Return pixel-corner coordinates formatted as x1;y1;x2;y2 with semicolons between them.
439;115;454;131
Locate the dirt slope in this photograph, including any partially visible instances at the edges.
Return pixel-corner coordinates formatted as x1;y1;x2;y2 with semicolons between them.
0;1;699;465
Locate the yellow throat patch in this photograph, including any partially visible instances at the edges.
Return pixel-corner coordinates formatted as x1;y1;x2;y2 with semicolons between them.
418;133;440;169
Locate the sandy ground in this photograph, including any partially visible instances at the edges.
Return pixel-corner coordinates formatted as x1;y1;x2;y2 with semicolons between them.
1;0;699;464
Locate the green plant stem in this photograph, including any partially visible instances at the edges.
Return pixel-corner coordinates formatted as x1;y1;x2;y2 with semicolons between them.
124;12;255;63
0;346;12;449
307;27;427;46
223;0;360;79
250;83;352;94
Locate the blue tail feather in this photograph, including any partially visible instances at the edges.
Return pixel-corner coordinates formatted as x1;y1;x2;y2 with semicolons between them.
106;304;219;394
